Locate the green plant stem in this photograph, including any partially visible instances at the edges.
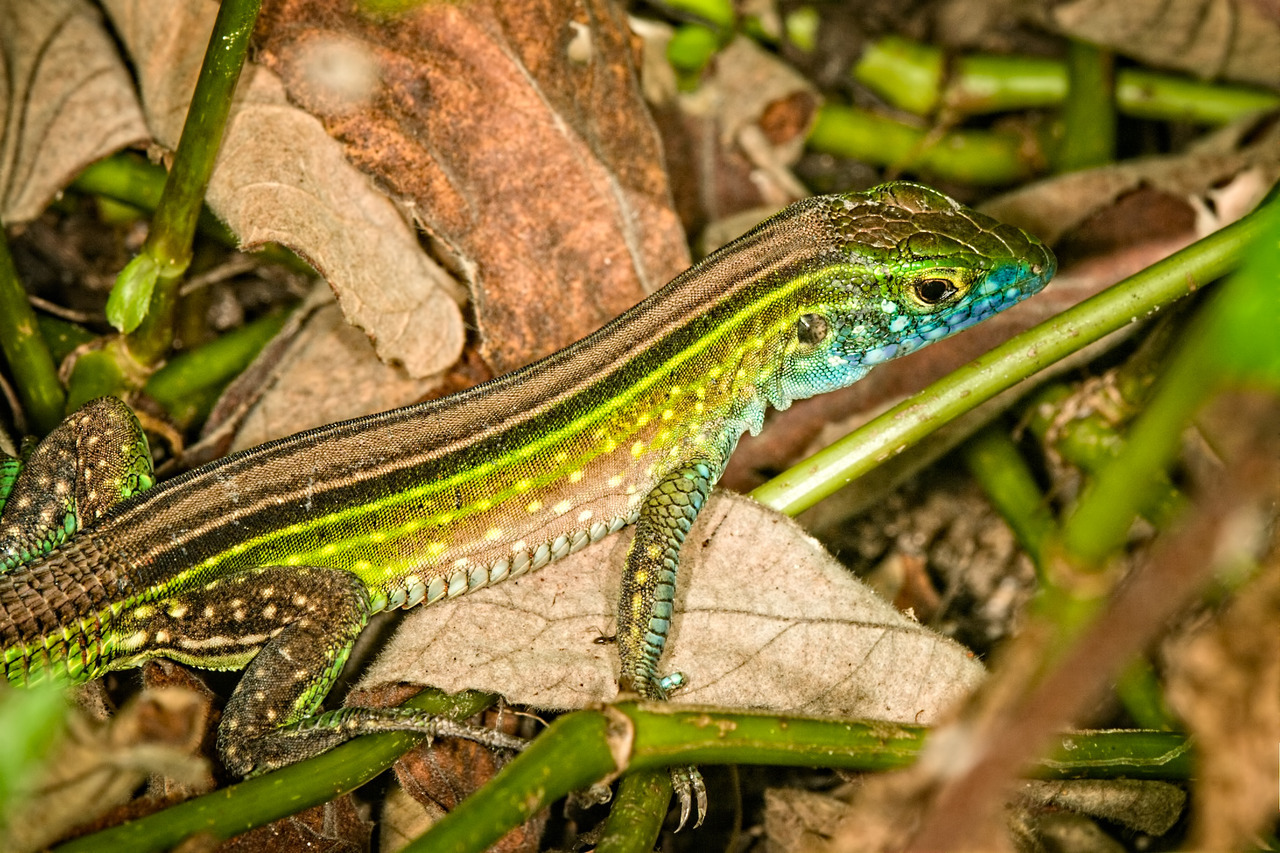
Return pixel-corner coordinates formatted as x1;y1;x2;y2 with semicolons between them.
595;769;671;853
1055;41;1114;172
1024;383;1183;528
1061;191;1280;565
412;707;1191;853
807;105;1039;186
1118;68;1280;124
751;195;1273;518
35;317;96;366
75;155;310;273
853;35;1280;123
962;425;1057;574
56;697;1192;853
75;155;237;248
0;231;64;433
114;0;260;361
144;311;288;428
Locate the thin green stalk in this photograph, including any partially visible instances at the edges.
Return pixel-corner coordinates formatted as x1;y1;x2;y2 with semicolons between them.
75;155;310;273
0;231;64;433
144;311;289;428
962;424;1057;574
1055;41;1114;172
1024;383;1183;528
853;35;1279;123
35;316;96;367
369;711;617;853
412;707;1192;853
751;195;1273;518
807;105;1038;186
1117;68;1280;124
595;770;671;853
74;154;237;248
106;0;261;361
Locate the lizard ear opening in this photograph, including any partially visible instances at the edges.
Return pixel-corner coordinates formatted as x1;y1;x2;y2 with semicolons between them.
796;313;830;345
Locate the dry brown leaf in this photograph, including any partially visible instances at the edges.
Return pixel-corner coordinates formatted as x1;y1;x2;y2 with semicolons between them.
226;285;448;451
379;785;439;853
0;0;147;225
103;0;465;378
1044;0;1280;88
643;29;819;235
1018;779;1186;837
255;0;689;375
390;717;545;853
1165;551;1280;850
358;493;983;721
764;787;855;853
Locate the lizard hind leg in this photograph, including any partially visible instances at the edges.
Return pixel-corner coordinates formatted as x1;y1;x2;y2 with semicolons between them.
136;564;519;777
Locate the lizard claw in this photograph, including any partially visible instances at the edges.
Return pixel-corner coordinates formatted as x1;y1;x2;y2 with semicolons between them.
670;765;707;830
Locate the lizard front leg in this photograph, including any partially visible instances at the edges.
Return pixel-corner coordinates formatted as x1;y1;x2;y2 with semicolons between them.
1;397;153;573
616;461;716;828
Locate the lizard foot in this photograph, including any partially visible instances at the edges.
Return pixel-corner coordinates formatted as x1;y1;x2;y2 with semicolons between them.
670;765;707;830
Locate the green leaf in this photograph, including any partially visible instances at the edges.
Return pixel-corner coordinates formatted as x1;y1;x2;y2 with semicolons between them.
0;683;66;830
1200;202;1280;387
107;254;162;334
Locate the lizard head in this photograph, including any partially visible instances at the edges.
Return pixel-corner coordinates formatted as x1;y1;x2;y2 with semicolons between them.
765;181;1055;404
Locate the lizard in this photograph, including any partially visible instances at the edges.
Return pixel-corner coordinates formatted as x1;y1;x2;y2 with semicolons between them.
0;181;1054;827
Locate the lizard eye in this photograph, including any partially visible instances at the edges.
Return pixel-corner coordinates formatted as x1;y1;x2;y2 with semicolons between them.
912;278;958;305
796;313;829;345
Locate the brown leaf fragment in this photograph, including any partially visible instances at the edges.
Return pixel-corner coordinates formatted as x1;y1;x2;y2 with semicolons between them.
225;285;449;451
104;0;465;378
0;0;147;225
255;0;689;374
1165;545;1280;850
1045;0;1280;88
1018;779;1186;837
391;714;545;853
981;120;1280;247
643;30;819;235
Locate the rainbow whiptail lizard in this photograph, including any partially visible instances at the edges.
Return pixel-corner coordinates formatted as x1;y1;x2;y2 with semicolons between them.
0;181;1054;826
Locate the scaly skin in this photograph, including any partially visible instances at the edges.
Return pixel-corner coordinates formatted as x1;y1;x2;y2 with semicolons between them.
0;182;1054;823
